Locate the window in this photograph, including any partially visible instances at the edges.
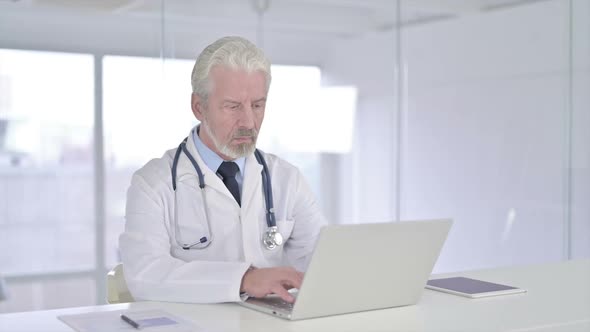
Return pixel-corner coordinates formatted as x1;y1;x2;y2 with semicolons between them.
0;49;95;275
0;49;95;312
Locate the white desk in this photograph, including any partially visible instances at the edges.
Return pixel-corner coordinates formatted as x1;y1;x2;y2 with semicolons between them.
1;259;589;332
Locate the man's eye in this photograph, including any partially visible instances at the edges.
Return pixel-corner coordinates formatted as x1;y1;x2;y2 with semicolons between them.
229;104;240;110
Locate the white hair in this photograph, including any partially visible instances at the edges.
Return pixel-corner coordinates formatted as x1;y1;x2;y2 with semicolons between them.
191;36;271;102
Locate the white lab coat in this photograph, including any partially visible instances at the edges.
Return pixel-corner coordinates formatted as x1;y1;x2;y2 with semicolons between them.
119;130;325;303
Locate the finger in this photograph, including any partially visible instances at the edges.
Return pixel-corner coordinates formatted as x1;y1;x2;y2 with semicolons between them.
283;283;297;290
271;285;295;303
281;280;299;291
280;269;304;289
281;275;302;290
297;271;305;280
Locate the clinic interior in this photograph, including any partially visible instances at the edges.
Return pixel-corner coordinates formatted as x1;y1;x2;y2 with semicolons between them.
0;0;588;313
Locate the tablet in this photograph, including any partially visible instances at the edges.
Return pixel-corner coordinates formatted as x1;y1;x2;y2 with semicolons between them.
426;277;527;298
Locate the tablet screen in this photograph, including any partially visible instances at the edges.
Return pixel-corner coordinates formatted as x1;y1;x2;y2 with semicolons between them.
427;277;518;294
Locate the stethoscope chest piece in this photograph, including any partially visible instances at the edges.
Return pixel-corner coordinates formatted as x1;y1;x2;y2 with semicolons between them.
262;226;283;250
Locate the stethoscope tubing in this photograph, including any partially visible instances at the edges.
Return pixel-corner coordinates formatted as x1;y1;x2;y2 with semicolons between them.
254;149;277;229
170;136;280;250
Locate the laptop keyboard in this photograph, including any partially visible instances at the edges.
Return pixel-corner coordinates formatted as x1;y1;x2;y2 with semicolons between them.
268;298;295;311
246;295;296;312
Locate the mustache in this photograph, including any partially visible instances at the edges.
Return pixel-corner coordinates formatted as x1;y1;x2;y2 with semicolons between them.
233;128;258;138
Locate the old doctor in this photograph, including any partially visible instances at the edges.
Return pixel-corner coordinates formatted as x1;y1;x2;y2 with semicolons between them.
119;36;325;304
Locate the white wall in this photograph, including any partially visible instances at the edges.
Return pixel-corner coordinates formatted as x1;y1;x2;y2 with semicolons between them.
403;0;570;272
322;0;589;272
321;32;399;225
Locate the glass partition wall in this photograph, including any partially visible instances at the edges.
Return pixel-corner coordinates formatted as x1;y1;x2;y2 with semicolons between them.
0;0;587;313
399;0;590;272
570;0;590;262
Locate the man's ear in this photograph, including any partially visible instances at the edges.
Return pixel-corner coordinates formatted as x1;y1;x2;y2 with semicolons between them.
191;93;205;121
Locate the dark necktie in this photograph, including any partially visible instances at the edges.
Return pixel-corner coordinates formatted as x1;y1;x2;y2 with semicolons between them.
217;161;241;206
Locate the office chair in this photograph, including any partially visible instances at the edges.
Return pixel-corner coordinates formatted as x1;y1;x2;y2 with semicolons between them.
106;263;134;304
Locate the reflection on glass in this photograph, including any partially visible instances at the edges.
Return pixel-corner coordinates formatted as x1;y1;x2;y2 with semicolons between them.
400;0;574;272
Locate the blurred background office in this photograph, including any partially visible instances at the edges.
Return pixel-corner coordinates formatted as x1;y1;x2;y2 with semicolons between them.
0;0;588;313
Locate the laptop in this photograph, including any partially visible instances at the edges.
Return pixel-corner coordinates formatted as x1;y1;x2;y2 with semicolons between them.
238;219;452;320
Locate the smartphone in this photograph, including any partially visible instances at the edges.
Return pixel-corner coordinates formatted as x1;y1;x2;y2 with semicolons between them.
426;276;527;298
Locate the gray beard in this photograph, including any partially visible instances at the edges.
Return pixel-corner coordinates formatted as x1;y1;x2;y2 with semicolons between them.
201;121;257;159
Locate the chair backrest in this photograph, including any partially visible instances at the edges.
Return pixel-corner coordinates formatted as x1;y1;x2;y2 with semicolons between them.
0;275;8;301
106;263;134;304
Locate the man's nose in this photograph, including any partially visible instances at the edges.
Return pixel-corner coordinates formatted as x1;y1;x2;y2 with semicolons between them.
238;103;255;128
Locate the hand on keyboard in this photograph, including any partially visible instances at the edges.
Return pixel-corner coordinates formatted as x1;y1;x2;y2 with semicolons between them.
240;266;304;303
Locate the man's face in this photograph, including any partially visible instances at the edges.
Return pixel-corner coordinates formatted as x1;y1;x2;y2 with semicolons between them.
192;66;268;160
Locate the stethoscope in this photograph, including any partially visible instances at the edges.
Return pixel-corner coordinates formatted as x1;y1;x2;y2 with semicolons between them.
171;137;283;251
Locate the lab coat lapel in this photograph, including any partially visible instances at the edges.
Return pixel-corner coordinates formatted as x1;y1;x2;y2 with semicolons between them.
241;152;266;266
176;130;235;200
241;153;263;210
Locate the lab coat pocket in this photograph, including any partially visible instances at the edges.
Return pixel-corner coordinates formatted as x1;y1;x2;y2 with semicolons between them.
174;183;210;247
276;219;295;242
261;219;295;265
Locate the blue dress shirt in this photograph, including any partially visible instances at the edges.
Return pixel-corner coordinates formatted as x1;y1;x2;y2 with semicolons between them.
192;126;246;193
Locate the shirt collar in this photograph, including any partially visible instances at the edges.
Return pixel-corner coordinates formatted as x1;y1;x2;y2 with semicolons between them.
192;125;246;175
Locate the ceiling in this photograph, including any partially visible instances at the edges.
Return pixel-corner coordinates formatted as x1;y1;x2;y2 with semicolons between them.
1;0;548;38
